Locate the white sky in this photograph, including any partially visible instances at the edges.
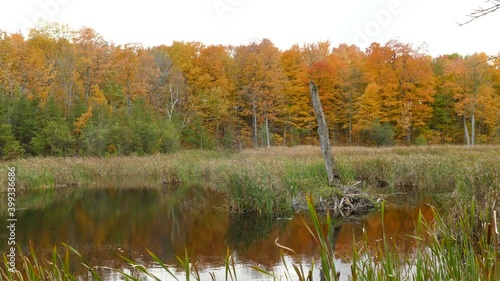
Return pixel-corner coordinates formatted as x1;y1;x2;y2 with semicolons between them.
0;0;499;56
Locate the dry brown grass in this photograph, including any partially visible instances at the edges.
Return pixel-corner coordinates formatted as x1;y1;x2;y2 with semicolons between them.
1;145;498;210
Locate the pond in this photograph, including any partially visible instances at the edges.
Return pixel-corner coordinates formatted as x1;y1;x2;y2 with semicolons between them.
0;184;434;280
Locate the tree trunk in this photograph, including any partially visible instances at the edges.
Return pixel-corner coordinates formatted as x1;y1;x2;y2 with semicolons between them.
348;118;352;144
348;91;353;144
471;114;475;146
265;116;270;148
283;121;287;146
167;83;178;122
67;84;72;116
310;81;341;187
252;98;257;147
200;132;203;150
126;80;131;113
464;116;471;146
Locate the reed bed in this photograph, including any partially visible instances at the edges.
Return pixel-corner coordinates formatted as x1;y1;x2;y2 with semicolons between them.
1;145;498;218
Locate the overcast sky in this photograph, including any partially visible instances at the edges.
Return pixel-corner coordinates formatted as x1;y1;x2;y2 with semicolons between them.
1;0;499;56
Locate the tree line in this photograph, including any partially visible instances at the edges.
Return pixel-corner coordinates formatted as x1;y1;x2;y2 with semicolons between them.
0;22;499;159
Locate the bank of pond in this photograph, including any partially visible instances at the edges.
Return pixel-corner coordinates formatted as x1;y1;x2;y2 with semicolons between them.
0;145;499;280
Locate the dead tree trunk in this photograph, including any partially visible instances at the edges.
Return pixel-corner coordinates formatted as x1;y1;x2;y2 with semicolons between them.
310;81;341;187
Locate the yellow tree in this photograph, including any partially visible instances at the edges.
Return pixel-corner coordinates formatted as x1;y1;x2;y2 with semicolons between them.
164;41;232;148
362;40;435;144
73;27;110;106
308;52;344;143
148;45;187;122
281;44;315;145
301;41;332;67
353;82;382;134
0;32;23;95
354;42;395;143
492;56;500;142
444;53;498;145
235;39;286;147
110;44;158;110
192;44;237;147
28;23;76;113
0;32;53;101
165;41;204;130
332;44;366;143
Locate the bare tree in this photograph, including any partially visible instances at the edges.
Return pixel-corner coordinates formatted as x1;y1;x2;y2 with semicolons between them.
310;81;341;187
459;0;500;26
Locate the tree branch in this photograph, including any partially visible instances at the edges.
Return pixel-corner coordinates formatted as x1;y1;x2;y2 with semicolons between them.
458;0;500;26
467;55;499;68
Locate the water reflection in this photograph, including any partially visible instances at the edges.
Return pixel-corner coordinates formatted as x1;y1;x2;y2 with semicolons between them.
0;186;433;280
227;212;290;251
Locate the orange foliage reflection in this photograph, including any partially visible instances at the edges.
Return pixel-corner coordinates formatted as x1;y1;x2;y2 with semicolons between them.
0;187;434;279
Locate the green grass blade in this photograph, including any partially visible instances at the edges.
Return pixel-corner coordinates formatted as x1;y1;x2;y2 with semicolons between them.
118;253;162;281
279;249;292;280
175;247;191;281
115;268;141;281
146;249;179;281
64;243;102;281
292;263;305;281
225;247;237;281
250;265;275;278
230;253;238;281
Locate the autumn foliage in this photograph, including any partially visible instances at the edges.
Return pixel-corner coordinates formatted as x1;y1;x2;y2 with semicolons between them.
0;23;499;158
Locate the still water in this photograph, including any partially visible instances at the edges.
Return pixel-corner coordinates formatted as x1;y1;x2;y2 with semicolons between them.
0;184;433;280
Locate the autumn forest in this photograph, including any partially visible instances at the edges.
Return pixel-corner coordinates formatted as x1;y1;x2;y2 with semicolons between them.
0;23;499;159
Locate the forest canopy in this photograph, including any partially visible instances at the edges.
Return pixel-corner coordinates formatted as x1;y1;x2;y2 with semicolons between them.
0;22;499;159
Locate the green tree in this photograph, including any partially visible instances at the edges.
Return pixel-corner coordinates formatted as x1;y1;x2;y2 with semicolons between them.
367;121;395;147
429;56;463;143
30;121;74;156
0;124;25;160
105;100;180;155
30;96;74;156
10;96;38;153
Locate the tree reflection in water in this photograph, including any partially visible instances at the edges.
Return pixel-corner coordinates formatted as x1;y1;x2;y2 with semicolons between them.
0;185;434;280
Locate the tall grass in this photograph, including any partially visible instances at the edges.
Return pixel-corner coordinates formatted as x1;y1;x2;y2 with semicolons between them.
1;145;498;221
3;145;497;192
348;200;500;281
1;244;82;281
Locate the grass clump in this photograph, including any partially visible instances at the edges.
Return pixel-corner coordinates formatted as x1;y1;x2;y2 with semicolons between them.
224;161;292;214
348;200;500;281
1;244;84;281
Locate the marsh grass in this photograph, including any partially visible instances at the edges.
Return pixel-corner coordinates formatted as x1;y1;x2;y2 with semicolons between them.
1;244;80;281
1;145;498;217
348;200;500;281
3;145;497;191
